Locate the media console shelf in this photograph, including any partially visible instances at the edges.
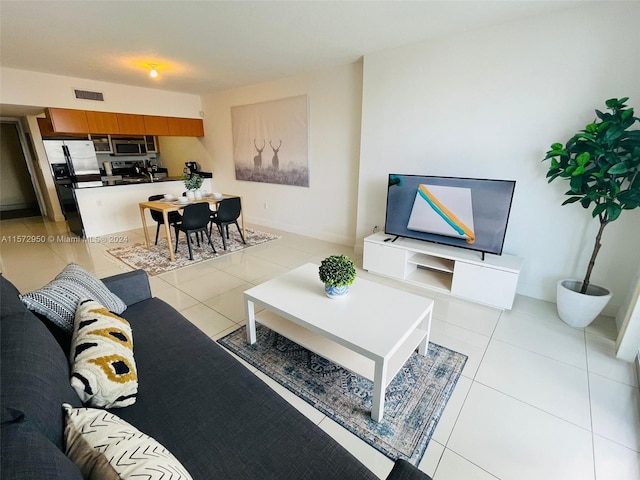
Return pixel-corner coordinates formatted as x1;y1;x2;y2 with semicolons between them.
363;232;523;310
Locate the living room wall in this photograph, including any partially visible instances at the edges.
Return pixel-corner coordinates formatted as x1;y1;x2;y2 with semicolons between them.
199;61;363;245
357;2;640;310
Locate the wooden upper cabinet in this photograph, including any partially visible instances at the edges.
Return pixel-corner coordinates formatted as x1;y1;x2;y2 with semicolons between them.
143;115;170;136
43;107;204;137
116;113;146;135
37;117;55;137
167;117;204;137
45;108;89;134
86;111;119;134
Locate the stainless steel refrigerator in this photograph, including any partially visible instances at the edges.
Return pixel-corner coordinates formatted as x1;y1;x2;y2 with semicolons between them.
43;139;102;238
43;139;102;182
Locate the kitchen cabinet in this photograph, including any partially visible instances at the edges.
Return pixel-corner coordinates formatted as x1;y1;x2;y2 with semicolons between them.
37;117;55;137
43;107;203;137
86;111;119;134
116;113;146;135
144;135;158;153
45;108;89;134
168;117;204;136
143;115;170;136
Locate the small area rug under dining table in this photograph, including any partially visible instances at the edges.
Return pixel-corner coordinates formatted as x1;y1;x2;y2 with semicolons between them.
106;228;279;276
218;324;467;466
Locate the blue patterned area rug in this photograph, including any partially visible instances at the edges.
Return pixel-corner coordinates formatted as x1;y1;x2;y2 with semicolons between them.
218;324;467;466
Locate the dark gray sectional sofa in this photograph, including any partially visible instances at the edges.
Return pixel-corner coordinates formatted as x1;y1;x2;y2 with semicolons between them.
1;269;431;479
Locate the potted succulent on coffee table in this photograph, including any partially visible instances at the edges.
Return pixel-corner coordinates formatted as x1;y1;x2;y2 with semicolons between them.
318;255;357;298
543;97;640;327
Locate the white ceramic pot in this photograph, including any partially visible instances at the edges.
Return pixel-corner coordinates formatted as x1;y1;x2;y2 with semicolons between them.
186;191;196;200
556;279;612;328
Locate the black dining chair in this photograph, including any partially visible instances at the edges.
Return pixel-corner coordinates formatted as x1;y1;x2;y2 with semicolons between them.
148;194;182;245
174;203;217;260
210;197;246;250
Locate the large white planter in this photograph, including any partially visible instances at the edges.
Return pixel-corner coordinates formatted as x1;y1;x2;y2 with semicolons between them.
556;280;612;328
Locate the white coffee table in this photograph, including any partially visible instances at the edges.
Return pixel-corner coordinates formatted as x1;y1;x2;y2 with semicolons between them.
244;263;433;422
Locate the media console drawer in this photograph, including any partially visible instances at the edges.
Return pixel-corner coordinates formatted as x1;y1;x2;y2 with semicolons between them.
362;241;407;279
451;262;518;310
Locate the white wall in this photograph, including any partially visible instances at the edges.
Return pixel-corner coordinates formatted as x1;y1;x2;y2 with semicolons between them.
357;2;640;310
200;61;363;245
1;67;201;117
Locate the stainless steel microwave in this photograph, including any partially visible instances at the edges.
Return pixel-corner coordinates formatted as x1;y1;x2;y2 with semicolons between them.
111;137;147;156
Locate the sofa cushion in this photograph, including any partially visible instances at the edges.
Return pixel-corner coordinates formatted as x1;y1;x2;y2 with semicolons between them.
63;404;193;480
114;297;377;480
20;263;127;334
1;407;83;480
70;299;138;408
1;275;82;450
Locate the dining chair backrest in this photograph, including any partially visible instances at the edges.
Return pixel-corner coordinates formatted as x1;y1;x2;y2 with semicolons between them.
180;203;211;230
216;197;242;223
148;195;165;222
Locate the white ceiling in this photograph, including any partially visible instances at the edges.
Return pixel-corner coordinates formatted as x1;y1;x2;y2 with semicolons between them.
1;1;579;97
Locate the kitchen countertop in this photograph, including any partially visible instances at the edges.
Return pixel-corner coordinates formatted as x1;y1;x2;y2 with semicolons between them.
70;176;184;189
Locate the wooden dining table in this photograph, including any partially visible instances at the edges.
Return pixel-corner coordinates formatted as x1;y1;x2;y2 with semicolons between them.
138;194;245;262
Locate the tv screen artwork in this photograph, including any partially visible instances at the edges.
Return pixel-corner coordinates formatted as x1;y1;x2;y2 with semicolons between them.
385;174;516;256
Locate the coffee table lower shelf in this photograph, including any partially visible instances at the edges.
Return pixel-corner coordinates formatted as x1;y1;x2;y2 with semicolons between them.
255;310;428;397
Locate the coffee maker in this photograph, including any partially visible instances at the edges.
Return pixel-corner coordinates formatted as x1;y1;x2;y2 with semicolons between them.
184;162;199;175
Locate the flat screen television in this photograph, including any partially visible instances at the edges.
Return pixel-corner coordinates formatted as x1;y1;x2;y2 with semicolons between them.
385;174;516;256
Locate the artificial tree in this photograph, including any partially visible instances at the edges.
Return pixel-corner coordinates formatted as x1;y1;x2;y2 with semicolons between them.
543;97;640;294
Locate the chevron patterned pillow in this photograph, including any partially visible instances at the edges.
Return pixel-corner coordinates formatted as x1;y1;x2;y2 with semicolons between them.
70;299;137;408
63;404;193;480
20;263;126;334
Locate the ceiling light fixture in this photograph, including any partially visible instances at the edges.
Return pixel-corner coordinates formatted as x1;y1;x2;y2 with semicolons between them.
149;64;158;78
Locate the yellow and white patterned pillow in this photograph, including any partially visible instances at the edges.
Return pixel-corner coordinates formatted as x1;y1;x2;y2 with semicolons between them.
70;299;137;408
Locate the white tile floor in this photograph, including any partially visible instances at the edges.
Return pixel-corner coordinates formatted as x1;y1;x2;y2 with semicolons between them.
1;216;639;480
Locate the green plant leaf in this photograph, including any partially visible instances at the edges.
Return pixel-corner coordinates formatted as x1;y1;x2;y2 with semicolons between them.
561;197;582;206
576;152;590;166
607;203;622;221
572;166;585;176
607;163;630;175
593;203;607;217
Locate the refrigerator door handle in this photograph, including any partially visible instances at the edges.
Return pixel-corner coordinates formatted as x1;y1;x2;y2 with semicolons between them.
62;145;75;176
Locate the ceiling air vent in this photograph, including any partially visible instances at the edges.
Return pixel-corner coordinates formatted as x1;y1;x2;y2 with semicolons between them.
74;89;104;101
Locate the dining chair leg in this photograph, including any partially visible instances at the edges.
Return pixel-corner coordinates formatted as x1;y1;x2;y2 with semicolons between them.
204;229;217;254
155;223;161;245
186;231;194;260
235;221;246;244
220;224;227;250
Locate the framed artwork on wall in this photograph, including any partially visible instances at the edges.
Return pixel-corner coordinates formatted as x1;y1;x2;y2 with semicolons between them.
231;94;309;187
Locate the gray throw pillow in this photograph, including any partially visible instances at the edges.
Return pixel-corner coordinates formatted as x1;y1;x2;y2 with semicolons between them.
20;263;126;334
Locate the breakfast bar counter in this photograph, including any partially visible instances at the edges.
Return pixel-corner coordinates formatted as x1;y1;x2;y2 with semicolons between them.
72;178;213;237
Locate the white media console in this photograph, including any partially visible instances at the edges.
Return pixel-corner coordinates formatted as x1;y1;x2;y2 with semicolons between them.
362;232;523;310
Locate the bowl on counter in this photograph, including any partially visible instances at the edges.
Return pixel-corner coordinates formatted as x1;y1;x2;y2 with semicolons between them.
177;197;189;204
164;194;176;201
213;192;224;200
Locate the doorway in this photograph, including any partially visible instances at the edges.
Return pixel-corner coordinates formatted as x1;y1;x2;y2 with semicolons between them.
0;121;44;219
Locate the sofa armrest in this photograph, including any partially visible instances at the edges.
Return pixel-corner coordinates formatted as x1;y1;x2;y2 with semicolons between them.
386;459;432;480
101;269;152;306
